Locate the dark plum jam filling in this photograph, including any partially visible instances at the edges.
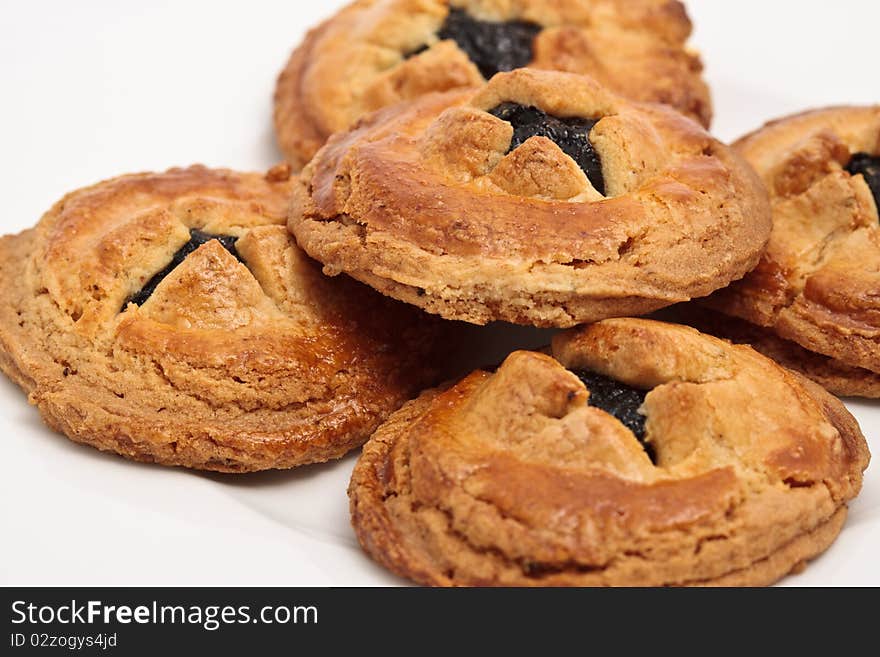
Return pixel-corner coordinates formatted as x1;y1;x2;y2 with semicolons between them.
489;103;605;194
573;370;654;463
407;8;541;80
846;152;880;211
123;229;242;309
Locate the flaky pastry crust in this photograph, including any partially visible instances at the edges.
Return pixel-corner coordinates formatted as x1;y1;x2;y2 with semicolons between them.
704;106;880;379
0;165;443;472
349;319;869;586
669;306;880;398
274;0;711;168
290;69;769;327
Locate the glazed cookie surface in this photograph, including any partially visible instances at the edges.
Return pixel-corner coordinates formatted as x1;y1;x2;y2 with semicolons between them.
0;165;443;472
290;69;770;327
704;106;880;376
274;0;712;168
349;319;869;586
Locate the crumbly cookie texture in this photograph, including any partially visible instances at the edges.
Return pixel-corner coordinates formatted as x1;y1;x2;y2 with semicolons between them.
274;0;712;168
668;306;880;398
0;165;444;472
668;303;880;398
349;319;869;587
290;69;770;328
704;106;880;375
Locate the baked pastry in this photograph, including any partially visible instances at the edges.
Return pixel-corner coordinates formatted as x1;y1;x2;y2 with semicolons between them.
349;318;869;586
668;306;880;398
290;69;770;327
0;165;443;472
703;106;880;385
274;0;712;168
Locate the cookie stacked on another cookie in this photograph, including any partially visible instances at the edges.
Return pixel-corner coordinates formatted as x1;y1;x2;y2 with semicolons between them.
693;106;880;397
1;0;873;589
350;319;869;586
290;68;770;327
0;165;445;472
274;0;712;168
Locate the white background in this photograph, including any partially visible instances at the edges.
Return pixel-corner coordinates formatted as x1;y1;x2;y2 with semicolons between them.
0;0;878;586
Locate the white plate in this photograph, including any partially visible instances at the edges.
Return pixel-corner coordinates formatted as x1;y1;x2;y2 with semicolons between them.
0;0;878;586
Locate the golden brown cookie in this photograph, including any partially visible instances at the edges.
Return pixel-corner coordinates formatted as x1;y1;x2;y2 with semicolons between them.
274;0;712;168
667;306;880;398
703;106;880;381
290;69;770;328
349;318;869;586
0;165;443;472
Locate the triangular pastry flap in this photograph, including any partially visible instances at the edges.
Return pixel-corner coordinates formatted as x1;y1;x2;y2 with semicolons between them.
138;239;283;330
